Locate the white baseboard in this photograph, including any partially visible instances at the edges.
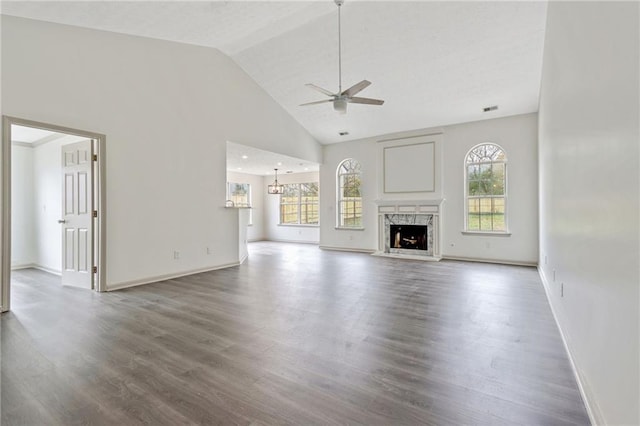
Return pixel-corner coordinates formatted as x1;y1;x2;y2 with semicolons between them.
319;245;376;254
107;261;240;292
11;263;62;276
265;239;319;245
11;262;36;270
538;266;602;426
443;255;537;267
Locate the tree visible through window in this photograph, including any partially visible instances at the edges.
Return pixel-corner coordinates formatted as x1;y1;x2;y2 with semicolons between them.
465;144;507;232
337;159;362;228
280;182;319;225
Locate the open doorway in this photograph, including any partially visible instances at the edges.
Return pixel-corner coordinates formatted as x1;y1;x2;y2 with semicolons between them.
1;117;106;313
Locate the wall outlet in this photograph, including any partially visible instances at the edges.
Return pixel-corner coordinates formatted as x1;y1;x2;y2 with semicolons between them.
206;247;211;255
561;282;564;297
544;255;548;265
485;242;491;249
553;269;556;282
173;251;180;260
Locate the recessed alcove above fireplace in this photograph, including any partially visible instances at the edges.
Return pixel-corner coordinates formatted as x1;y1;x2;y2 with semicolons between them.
374;199;443;261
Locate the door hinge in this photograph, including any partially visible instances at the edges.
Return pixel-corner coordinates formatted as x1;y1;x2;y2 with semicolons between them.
92;210;98;218
92;154;98;161
92;266;97;274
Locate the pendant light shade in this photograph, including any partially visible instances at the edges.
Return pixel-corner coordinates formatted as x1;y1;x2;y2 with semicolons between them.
268;168;284;195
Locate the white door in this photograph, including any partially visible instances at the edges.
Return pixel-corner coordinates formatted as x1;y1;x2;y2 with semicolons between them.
60;140;93;289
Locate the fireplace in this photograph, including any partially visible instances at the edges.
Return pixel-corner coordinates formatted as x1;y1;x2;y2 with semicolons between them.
383;213;434;257
390;225;428;251
375;200;442;260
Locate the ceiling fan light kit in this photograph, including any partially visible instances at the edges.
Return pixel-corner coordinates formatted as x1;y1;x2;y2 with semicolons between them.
300;0;384;114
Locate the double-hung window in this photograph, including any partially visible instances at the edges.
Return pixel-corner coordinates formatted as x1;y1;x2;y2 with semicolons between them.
280;182;319;225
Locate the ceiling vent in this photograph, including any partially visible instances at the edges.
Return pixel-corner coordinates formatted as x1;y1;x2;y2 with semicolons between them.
339;131;349;136
483;105;498;112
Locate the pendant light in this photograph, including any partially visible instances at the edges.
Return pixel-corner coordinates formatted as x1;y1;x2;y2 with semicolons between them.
267;168;284;195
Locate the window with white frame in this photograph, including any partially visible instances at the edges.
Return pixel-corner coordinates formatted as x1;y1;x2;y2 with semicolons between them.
227;182;252;224
465;144;507;232
337;158;363;228
280;182;319;225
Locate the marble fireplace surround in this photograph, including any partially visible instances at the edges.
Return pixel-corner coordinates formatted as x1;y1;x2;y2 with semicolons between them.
374;199;443;261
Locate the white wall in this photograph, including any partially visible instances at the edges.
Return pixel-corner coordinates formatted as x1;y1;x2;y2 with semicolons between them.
320;113;539;264
226;171;265;242
265;171;320;244
10;145;35;267
1;16;322;289
538;2;639;425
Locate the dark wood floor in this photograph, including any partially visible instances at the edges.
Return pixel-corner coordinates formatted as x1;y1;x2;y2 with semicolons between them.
2;242;590;425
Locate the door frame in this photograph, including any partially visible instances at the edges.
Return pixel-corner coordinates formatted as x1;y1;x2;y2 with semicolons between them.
1;116;107;312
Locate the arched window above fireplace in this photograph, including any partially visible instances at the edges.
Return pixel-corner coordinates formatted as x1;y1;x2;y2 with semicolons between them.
337;158;363;229
465;143;508;233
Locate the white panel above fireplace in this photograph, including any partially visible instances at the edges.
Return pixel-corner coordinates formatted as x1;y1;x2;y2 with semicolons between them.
377;133;443;200
383;142;434;193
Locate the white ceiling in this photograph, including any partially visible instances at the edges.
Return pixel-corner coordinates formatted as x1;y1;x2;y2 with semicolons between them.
227;142;319;176
1;1;548;145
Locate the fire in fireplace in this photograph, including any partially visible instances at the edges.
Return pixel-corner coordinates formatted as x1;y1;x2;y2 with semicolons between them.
389;224;428;251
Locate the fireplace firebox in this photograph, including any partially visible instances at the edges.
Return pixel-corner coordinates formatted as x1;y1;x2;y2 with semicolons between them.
389;225;428;251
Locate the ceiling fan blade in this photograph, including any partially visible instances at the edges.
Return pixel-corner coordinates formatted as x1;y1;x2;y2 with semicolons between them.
348;97;385;106
341;80;371;97
305;83;335;97
300;99;334;106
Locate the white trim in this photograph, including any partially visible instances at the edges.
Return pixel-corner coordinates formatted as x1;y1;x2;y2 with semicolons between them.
538;266;602;426
107;262;241;292
11;141;32;148
334;227;365;231
33;264;62;276
443;255;536;267
319;245;375;254
10;263;62;275
10;262;37;270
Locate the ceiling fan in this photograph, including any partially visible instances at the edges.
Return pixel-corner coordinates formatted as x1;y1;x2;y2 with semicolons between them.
300;0;384;114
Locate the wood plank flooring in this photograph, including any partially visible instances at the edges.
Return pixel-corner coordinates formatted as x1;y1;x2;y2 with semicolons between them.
1;242;590;425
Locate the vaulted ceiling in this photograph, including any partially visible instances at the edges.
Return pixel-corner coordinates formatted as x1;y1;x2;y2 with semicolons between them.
1;1;548;145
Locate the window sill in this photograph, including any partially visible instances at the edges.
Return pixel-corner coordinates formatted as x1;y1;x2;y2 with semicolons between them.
335;227;365;231
461;231;511;237
278;224;319;228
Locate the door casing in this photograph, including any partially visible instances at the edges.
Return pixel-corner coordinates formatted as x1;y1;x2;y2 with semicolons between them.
1;116;107;312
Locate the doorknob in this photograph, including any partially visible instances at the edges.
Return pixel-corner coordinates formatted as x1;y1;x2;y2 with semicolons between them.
57;219;66;224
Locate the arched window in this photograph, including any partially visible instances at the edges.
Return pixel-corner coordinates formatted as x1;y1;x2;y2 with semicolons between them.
465;144;507;232
337;158;362;228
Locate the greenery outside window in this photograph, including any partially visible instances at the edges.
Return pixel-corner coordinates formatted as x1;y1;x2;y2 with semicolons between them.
280;182;319;225
227;182;252;225
465;144;507;232
337;159;362;228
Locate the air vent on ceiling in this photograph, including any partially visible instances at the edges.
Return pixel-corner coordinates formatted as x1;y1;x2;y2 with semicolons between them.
483;105;498;112
339;131;349;136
